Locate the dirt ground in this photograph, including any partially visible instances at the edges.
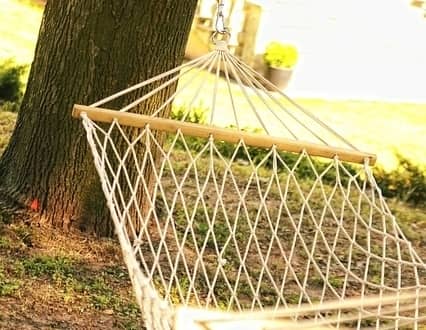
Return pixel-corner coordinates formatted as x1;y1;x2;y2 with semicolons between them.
0;217;143;329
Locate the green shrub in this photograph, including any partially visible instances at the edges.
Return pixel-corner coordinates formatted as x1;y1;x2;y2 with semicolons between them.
171;104;207;124
375;156;426;206
168;105;209;152
263;42;298;69
0;59;27;107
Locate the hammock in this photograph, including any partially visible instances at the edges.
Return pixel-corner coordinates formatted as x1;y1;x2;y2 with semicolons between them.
72;5;426;329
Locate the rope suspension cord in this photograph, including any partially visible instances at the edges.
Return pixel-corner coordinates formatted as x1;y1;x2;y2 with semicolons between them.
75;26;376;163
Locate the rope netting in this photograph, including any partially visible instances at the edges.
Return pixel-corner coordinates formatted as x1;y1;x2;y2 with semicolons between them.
75;40;425;329
80;116;425;329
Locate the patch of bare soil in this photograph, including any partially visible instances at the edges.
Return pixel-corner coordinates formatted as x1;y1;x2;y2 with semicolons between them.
0;218;142;329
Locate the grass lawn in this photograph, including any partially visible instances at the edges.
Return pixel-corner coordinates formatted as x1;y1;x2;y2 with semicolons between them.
0;119;425;327
295;98;426;170
1;0;426;171
0;219;142;329
0;0;43;65
175;65;426;170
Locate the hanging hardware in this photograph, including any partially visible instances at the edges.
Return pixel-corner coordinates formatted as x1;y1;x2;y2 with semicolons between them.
215;0;228;34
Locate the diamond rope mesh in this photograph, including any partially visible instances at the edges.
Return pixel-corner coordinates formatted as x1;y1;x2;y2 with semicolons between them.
73;38;426;329
81;113;425;329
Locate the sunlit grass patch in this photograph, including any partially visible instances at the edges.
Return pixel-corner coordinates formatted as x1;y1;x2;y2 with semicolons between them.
295;99;426;170
0;0;43;65
22;255;75;278
175;68;426;170
0;276;21;297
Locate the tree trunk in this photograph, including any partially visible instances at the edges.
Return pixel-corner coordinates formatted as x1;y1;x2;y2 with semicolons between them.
0;0;198;236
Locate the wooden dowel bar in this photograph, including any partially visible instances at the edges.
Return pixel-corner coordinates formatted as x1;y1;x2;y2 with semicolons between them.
72;104;377;165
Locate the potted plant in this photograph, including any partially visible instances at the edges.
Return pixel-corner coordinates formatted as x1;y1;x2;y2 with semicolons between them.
263;41;298;90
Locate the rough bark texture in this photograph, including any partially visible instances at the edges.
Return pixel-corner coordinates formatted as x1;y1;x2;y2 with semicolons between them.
0;0;198;236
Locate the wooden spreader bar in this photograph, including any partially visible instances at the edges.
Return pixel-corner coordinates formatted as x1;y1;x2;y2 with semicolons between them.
72;104;377;165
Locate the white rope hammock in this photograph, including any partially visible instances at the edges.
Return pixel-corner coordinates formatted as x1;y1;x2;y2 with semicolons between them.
73;34;425;329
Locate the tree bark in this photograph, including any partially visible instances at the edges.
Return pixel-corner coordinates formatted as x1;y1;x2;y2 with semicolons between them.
0;0;198;236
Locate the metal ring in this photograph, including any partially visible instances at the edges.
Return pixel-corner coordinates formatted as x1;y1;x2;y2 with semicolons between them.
211;30;231;44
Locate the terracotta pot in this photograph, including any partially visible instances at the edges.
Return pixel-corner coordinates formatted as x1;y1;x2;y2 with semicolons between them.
266;66;293;91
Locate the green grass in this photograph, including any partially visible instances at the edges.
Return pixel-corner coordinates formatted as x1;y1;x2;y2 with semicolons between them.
0;263;21;296
0;0;43;65
175;69;426;171
296;99;426;170
22;255;75;278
